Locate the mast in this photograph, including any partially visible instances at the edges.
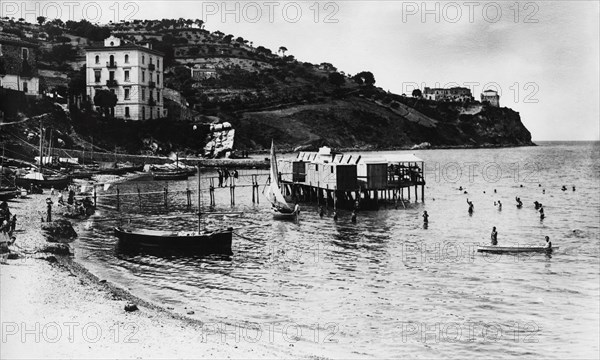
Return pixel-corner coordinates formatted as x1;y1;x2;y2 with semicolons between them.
38;118;43;170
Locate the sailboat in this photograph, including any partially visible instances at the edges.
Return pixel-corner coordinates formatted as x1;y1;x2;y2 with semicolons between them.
265;141;296;220
15;121;70;190
114;165;233;255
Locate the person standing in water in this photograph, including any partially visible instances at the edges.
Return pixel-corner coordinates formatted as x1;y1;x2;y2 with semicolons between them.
351;210;357;223
422;211;429;224
539;205;545;219
467;199;474;214
491;226;498;245
497;200;502;210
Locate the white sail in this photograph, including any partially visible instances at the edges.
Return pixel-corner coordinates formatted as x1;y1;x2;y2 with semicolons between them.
266;141;292;211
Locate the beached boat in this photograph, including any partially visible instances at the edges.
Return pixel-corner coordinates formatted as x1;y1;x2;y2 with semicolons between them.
0;187;19;201
265;141;296;220
477;245;558;253
113;165;233;255
152;169;190;181
15;172;70;189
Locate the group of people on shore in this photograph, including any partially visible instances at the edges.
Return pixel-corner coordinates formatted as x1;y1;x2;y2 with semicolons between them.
216;168;239;187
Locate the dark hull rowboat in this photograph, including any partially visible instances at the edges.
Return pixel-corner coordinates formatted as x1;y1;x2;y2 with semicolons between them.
114;226;233;255
477;245;558;253
15;175;70;189
152;170;190;181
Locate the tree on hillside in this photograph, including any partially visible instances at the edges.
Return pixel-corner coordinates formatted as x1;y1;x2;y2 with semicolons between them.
353;71;376;87
412;89;422;98
194;19;204;29
93;90;118;118
329;72;345;87
223;34;233;44
37;16;46;25
278;46;288;56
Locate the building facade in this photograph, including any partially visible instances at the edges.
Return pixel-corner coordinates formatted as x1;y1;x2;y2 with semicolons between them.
0;33;40;96
85;36;167;121
480;89;500;107
423;87;473;102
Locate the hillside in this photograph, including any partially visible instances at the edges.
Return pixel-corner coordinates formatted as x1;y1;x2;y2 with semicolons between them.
0;17;534;159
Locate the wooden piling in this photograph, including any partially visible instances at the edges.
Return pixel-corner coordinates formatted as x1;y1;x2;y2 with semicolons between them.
116;187;120;211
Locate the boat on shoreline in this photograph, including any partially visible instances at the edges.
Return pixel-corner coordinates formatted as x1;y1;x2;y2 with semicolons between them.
477;245;558;253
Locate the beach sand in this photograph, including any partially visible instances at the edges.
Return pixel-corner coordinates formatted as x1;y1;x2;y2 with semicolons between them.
0;193;339;359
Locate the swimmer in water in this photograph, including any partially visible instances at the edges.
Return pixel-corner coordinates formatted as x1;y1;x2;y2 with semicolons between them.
497;200;502;210
572;186;576;191
491;226;498;245
539;206;545;219
467;199;474;214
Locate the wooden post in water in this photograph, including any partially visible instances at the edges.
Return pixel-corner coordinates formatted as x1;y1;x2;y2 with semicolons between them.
415;184;418;202
93;186;97;207
116;187;120;211
251;175;255;204
186;188;191;210
164;186;168;210
197;165;201;233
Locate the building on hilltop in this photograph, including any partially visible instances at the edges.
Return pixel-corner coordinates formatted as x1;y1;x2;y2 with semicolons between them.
190;65;218;80
423;87;473;102
0;32;40;96
481;89;500;107
85;35;167;120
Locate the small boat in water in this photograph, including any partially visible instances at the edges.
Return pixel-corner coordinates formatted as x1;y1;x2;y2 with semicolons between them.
265;141;296;220
113;165;234;255
477;245;558;253
152;169;190;181
114;226;233;255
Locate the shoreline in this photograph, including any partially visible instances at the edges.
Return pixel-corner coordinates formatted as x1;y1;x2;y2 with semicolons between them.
0;190;345;359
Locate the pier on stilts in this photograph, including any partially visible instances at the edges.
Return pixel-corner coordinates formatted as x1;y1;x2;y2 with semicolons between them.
277;147;425;210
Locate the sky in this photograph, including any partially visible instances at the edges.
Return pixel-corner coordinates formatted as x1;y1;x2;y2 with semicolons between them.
7;1;600;141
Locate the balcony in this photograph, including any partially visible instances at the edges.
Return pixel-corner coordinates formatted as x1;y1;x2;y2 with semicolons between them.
148;63;155;71
148;97;156;106
148;81;156;89
106;79;118;87
106;61;117;69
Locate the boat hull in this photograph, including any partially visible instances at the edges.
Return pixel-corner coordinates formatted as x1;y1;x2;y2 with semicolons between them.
477;246;558;253
271;208;296;220
15;176;70;189
114;226;233;255
153;171;190;181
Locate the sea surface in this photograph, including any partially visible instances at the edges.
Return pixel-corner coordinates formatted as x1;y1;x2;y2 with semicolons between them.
75;141;600;358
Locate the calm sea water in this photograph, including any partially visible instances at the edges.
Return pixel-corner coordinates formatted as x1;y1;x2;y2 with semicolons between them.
75;142;600;359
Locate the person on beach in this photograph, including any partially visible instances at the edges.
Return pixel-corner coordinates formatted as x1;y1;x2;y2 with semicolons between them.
233;169;239;179
67;188;75;205
544;236;552;250
422;211;429;223
333;211;338;221
467;199;474;214
223;169;230;186
293;202;300;216
0;219;9;233
491;227;498;245
351;210;357;223
58;191;65;205
10;215;16;233
319;206;324;218
216;169;222;187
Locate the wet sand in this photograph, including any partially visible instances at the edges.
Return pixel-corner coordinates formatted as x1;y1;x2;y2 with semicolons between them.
0;193;332;359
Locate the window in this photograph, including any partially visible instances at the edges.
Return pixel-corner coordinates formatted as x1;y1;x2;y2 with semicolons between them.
150;57;153;64
125;107;130;117
23;82;28;93
157;59;159;69
124;54;129;63
109;55;114;66
110;41;114;46
142;71;145;82
124;88;130;100
22;48;29;60
141;88;145;100
142;107;145;120
94;70;101;83
109;71;115;80
331;166;334;174
124;70;130;82
95;55;99;64
156;74;159;85
315;164;319;171
142;55;145;64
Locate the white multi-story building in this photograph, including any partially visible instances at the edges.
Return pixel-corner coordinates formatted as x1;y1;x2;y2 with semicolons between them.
85;36;167;120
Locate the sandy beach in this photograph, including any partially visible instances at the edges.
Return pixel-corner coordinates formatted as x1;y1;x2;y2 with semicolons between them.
0;193;335;359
